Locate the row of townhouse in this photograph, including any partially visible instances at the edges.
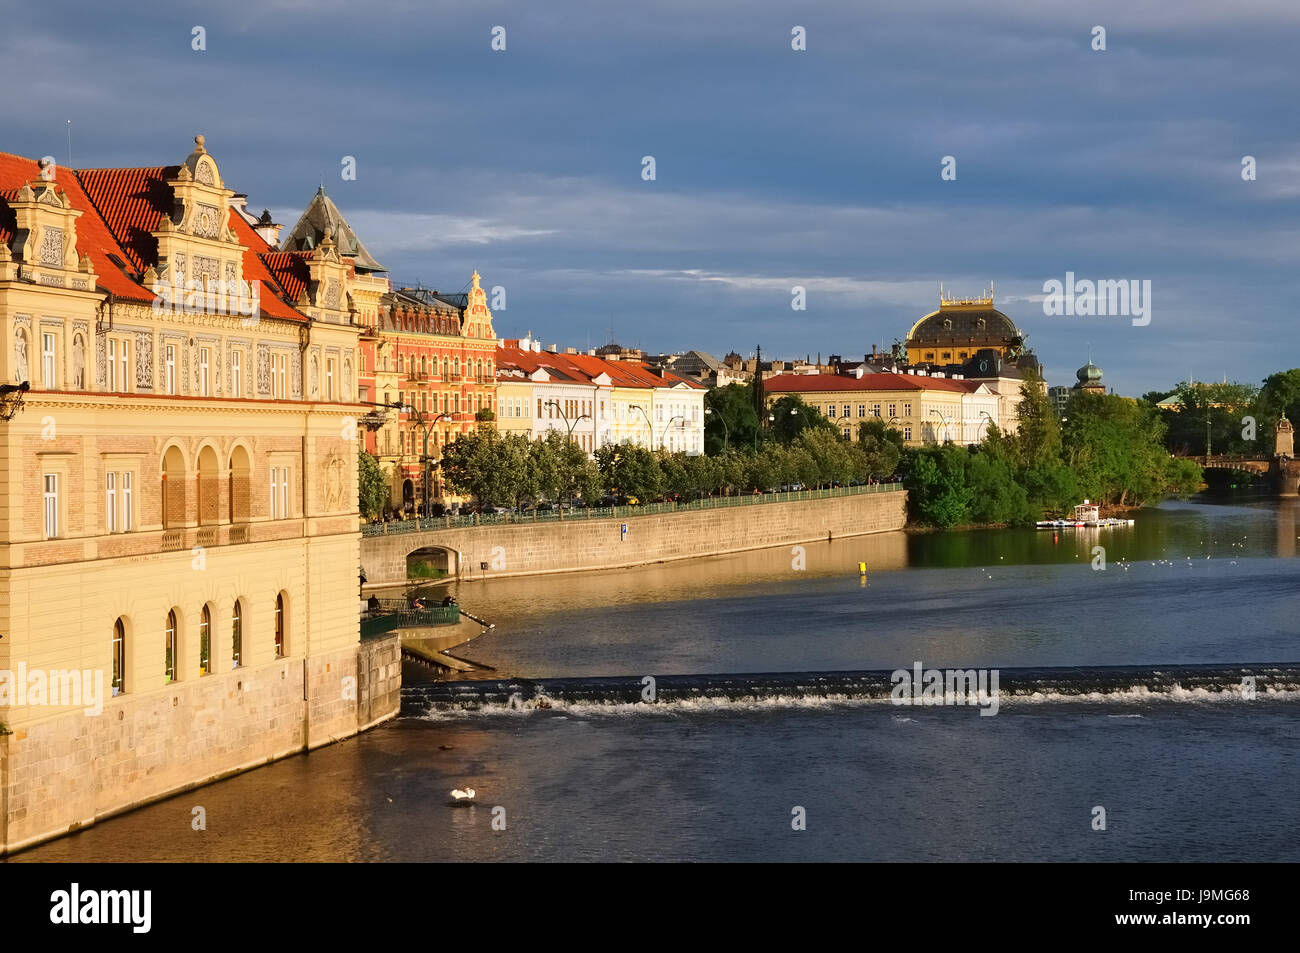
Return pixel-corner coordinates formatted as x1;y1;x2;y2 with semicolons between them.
495;337;706;454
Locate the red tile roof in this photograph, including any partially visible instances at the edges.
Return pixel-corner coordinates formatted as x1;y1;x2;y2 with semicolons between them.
496;346;706;390
0;150;308;321
260;250;311;304
765;372;978;393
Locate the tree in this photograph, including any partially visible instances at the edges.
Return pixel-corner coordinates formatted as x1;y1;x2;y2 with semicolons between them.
596;443;663;500
440;428;531;510
705;383;759;454
856;419;902;479
357;450;388;520
1256;369;1300;454
1014;368;1061;469
768;394;836;444
905;446;972;527
795;427;854;487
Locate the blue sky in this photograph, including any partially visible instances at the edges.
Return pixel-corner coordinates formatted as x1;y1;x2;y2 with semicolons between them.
4;0;1298;395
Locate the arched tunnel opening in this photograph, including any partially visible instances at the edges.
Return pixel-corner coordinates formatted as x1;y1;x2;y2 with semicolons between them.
406;546;456;581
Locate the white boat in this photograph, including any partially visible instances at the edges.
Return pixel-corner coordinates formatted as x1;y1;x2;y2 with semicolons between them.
1037;501;1133;529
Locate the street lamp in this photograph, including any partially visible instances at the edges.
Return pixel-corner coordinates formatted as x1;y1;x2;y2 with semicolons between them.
629;404;653;449
930;408;951;444
405;405;454;517
545;399;592;445
704;406;729;451
978;410;995;442
661;415;684;451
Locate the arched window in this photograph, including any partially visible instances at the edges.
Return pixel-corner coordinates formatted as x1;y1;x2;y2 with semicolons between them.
112;617;126;696
162;445;186;528
232;599;243;669
199;604;212;675
197;446;219;525
229;445;251;523
274;593;286;658
165;609;178;683
453;357;459;378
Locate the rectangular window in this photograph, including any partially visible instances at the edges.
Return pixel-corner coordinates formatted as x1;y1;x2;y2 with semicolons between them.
43;473;58;538
42;333;56;387
827;405;836;418
106;471;117;532
117;339;128;391
326;359;336;400
199;347;210;396
165;344;176;394
858;404;866;417
107;338;118;391
904;426;913;440
272;354;287;399
279;467;289;519
904;403;912;417
122;472;134;530
873;404;881;417
843;404;851;418
232;349;242;396
888;403;896;418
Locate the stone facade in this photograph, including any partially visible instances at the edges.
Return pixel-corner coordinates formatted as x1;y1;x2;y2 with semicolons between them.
361;488;907;586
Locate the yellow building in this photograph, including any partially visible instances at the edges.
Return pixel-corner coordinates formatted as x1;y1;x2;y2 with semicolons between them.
765;371;999;445
0;138;383;853
905;288;1025;365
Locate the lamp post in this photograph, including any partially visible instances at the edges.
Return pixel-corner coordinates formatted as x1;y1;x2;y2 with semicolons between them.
0;381;30;421
629;404;654;449
405;405;454;517
704;406;729;451
978;410;995;442
545;399;592;446
930;408;951;444
661;415;684;451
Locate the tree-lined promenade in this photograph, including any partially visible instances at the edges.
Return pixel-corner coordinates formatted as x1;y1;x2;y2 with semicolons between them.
358;371;1222;528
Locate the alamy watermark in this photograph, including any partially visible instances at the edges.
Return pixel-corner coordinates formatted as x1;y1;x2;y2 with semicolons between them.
891;661;1000;715
1042;272;1151;326
0;664;105;715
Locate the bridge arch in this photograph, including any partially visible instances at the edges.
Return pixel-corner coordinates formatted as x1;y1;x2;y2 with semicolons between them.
406;544;459;581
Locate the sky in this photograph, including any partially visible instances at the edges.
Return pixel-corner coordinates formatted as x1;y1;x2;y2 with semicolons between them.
3;0;1298;396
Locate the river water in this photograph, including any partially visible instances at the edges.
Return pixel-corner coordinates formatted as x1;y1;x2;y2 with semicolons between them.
14;497;1300;862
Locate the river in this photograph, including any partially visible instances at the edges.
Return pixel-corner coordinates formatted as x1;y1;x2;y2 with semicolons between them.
13;496;1300;862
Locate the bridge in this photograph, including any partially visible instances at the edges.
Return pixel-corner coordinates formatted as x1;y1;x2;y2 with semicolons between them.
1176;453;1300;495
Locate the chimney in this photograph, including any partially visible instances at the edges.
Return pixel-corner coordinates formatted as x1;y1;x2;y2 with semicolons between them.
565;347;578;354
588;348;596;356
253;208;282;248
548;344;558;352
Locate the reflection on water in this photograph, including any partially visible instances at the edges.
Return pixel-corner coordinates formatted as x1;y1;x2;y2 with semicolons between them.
10;496;1300;863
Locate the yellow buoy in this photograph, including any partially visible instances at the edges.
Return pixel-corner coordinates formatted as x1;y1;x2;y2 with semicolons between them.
858;561;867;574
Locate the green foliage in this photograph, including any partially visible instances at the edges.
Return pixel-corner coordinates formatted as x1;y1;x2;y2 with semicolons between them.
1014;369;1061;469
1062;392;1188;506
705;383;759;453
357;450;389;520
475;407;496;422
440;427;531;510
856;418;903;478
1158;380;1259;456
1255;369;1300;453
905;446;973;527
767;394;837;444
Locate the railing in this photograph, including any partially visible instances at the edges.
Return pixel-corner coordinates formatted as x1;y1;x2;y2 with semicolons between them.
361;601;460;638
360;482;905;536
161;529;185;551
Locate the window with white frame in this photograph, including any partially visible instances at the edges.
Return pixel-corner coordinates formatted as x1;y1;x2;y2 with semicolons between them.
122;471;133;530
43;473;59;538
199;347;211;396
106;471;117;532
42;332;56;387
107;338;118;391
273;354;288;398
326;358;335;400
165;344;176;394
231;349;242;396
269;466;290;518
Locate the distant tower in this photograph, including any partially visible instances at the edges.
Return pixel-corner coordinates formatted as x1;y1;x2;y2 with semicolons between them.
1278;415;1294;458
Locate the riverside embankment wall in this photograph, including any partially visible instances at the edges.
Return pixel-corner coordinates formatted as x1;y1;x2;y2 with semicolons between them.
361;488;908;587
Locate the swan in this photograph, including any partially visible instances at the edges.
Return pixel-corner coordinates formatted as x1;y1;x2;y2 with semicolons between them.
450;788;476;801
